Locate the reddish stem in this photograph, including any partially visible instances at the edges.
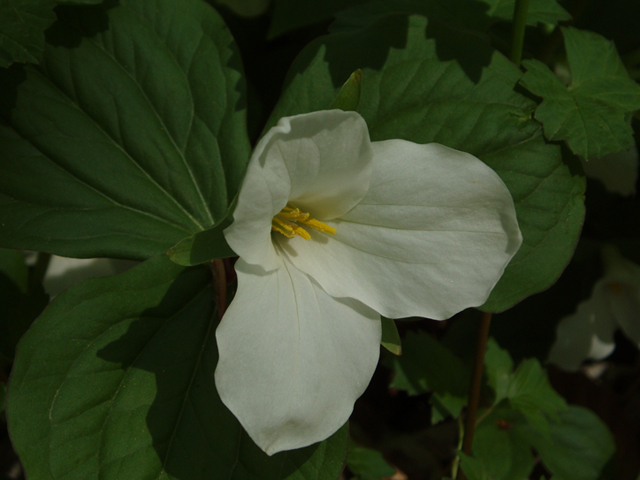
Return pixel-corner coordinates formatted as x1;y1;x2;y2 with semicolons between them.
456;311;492;480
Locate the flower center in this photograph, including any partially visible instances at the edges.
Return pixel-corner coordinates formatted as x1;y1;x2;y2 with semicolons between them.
271;203;336;240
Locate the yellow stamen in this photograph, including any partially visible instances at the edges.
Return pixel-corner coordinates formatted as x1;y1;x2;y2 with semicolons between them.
299;217;337;235
271;203;336;240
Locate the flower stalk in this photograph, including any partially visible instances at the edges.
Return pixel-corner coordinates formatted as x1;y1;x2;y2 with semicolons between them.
456;311;493;480
510;0;530;66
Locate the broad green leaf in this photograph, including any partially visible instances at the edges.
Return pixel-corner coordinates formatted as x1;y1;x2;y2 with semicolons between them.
380;317;401;355
0;0;56;67
167;221;235;265
525;406;615;480
347;445;395;480
0;248;28;289
520;27;640;159
0;248;48;359
329;69;363;112
506;359;567;434
167;197;237;266
387;330;469;422
473;344;611;480
483;339;567;434
0;0;250;260
7;255;349;480
472;408;535;480
483;338;513;405
268;14;585;312
473;404;614;480
458;452;494;480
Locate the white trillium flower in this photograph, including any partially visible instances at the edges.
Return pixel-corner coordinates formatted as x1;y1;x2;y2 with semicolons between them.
549;246;640;371
215;110;522;455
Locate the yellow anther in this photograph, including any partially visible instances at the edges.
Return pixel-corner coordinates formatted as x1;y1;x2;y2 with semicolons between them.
293;226;311;240
300;217;337;235
271;203;336;240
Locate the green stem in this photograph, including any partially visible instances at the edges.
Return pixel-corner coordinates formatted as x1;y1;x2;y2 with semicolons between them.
455;311;493;480
510;0;530;66
450;416;465;479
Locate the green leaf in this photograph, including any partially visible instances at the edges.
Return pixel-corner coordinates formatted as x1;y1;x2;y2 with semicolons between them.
483;0;570;26
380;317;401;355
472;344;612;480
525;406;615;480
506;359;567;434
329;69;363;112
472;407;535;480
387;331;469;422
268;14;585;312
347;445;395;480
458;452;494;480
483;338;514;405
167;221;235;265
0;0;250;260
7;254;349;480
167;197;237;266
0;248;28;290
473;404;614;480
0;248;48;359
520;27;640;160
484;339;567;434
0;0;56;67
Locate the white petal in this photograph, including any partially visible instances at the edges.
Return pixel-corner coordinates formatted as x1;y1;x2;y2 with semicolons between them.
601;247;640;346
277;110;373;219
604;280;640;346
224;110;373;270
280;140;522;319
214;258;381;455
44;256;138;297
548;283;617;371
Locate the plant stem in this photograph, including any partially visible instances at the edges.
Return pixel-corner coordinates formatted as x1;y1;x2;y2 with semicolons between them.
510;0;530;66
455;311;493;480
450;416;465;478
